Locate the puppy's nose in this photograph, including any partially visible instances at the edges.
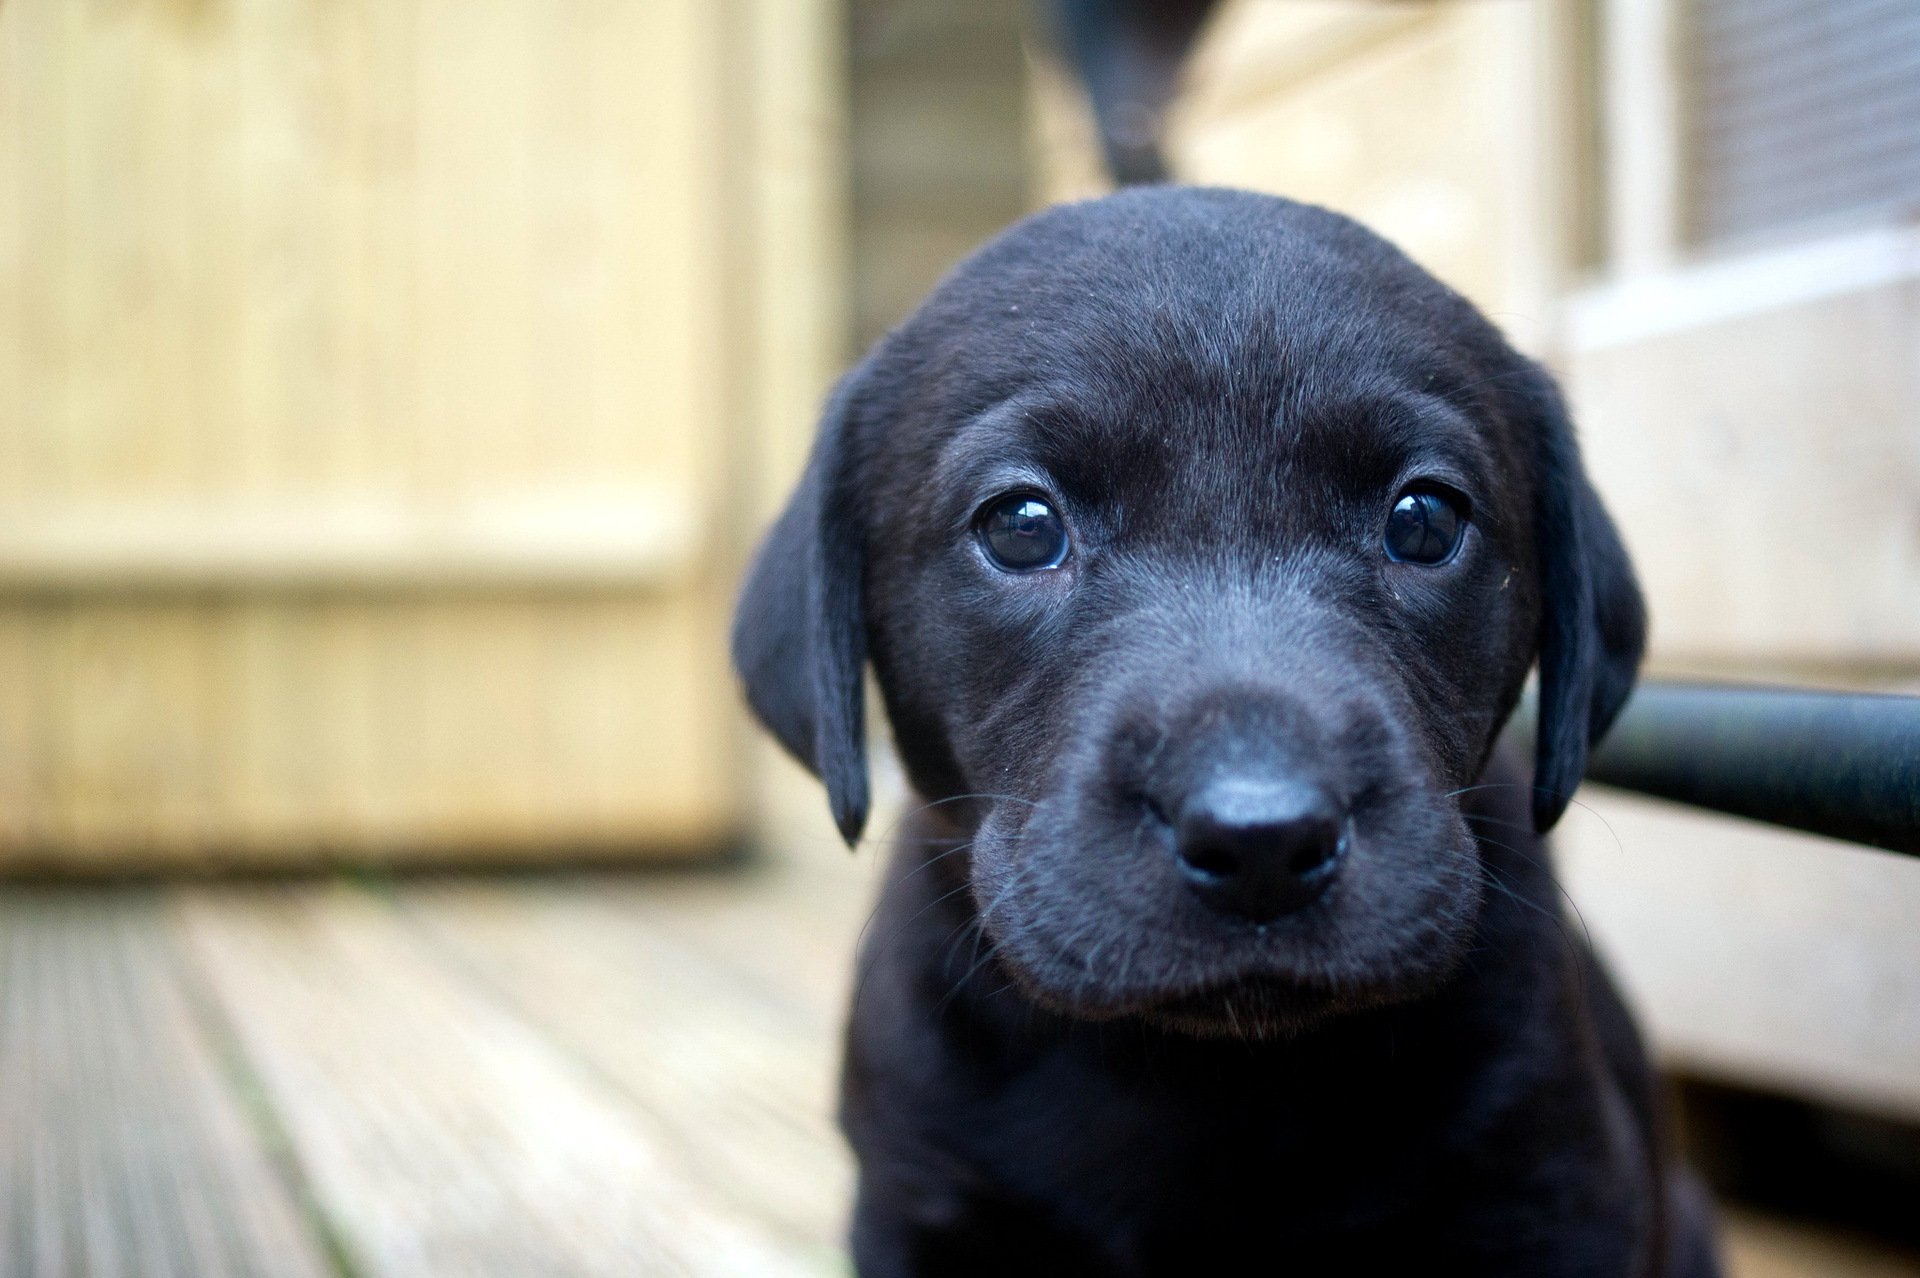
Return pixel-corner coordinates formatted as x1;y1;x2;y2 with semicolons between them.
1173;777;1346;921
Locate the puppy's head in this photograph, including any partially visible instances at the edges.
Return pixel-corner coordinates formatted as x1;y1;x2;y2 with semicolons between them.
735;188;1643;1035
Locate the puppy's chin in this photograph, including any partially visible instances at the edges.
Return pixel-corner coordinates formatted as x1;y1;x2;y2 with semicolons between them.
993;954;1467;1042
1010;970;1382;1040
1135;975;1410;1040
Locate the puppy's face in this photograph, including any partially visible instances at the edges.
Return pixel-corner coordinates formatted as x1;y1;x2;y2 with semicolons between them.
736;189;1643;1037
870;370;1531;1035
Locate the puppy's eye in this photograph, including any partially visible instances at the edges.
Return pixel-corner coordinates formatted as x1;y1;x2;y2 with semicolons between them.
976;492;1069;571
1383;487;1467;565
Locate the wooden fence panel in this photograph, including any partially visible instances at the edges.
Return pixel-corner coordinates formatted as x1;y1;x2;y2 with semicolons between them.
0;0;842;866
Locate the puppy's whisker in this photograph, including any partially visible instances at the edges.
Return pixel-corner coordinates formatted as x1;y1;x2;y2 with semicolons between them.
1444;782;1626;833
895;838;977;882
1469;847;1591;1007
948;849;1030;982
973;859;1031;938
851;839;973;958
847;871;985;1022
962;840;1035;979
896;792;1038;823
1468;862;1561;964
930;851;1041;1022
889;877;977;946
1443;781;1534;800
933;937;1005;1020
843;791;1036;860
1467;826;1600;964
1460;812;1533;834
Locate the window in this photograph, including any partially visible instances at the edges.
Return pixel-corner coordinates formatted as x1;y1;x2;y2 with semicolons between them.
1685;0;1920;248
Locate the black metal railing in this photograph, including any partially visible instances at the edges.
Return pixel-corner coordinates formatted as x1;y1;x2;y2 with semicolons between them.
1584;681;1920;857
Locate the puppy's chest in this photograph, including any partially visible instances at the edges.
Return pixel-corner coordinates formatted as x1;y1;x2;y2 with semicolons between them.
961;1050;1436;1247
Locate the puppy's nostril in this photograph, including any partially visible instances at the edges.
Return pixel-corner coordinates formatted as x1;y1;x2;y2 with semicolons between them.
1287;832;1342;878
1173;778;1347;922
1180;843;1241;879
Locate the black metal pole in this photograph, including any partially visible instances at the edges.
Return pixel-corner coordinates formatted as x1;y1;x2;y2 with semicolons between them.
1575;681;1920;857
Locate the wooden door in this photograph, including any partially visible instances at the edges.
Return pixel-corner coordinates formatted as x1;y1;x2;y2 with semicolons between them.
0;0;844;868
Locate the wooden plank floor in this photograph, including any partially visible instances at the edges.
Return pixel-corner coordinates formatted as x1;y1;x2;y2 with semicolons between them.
0;851;880;1278
0;851;1915;1277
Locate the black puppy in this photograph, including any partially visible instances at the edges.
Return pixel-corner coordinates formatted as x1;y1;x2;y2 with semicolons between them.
734;187;1719;1276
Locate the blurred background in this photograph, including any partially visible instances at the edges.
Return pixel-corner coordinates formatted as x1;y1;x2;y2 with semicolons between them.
1;0;1917;1274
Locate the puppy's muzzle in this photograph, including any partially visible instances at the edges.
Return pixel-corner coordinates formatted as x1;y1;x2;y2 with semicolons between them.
1173;776;1348;921
1117;671;1369;925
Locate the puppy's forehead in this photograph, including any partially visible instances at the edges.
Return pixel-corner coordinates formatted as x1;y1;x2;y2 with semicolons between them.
927;293;1499;501
902;191;1505;431
904;187;1501;383
940;371;1494;513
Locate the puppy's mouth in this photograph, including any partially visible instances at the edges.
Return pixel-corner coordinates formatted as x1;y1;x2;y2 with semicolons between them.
1132;975;1384;1040
976;890;1457;1040
991;957;1412;1041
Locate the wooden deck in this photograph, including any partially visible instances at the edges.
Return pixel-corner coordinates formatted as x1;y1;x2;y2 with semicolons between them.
0;850;878;1278
1;850;1914;1277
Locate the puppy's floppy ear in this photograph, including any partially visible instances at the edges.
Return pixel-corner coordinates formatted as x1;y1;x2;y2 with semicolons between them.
1522;362;1647;832
731;366;872;846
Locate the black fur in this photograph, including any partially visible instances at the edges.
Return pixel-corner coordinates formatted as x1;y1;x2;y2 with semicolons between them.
733;187;1714;1276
